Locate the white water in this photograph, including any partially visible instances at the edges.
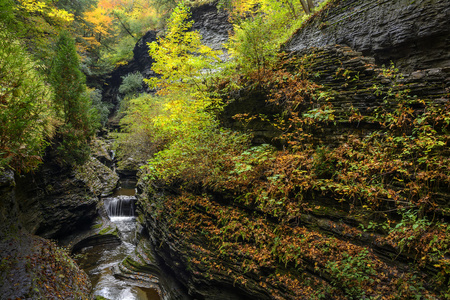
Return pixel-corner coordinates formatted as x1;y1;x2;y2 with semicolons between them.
78;190;160;300
104;196;136;217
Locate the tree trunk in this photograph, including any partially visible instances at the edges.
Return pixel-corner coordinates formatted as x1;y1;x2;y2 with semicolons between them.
299;0;310;14
306;0;315;12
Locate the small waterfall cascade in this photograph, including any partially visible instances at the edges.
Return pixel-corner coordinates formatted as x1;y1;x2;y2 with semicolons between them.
104;195;137;220
80;191;162;299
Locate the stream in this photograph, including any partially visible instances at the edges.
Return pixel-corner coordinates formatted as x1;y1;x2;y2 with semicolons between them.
76;182;162;300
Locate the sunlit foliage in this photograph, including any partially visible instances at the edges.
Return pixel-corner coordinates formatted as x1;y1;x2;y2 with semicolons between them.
0;0;74;64
145;2;219;91
225;0;310;80
81;0;159;66
117;3;250;180
143;1;221;139
17;0;74;22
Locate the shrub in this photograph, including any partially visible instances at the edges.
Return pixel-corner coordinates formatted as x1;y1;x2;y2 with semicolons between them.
118;71;144;97
89;89;113;127
325;249;376;298
225;0;308;81
115;93;166;170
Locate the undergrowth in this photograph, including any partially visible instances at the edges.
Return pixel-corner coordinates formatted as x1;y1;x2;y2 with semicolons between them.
117;2;450;299
136;53;450;298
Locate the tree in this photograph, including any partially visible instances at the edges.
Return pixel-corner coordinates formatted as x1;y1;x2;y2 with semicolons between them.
0;25;55;173
0;0;74;64
144;2;221;141
145;2;219;92
226;14;277;81
118;3;249;183
150;0;178;19
220;0;315;17
225;0;307;80
302;0;315;14
81;0;158;66
49;31;97;165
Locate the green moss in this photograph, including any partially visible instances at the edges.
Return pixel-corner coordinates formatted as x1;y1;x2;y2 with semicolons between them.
99;226;113;235
112;227;119;237
91;223;102;229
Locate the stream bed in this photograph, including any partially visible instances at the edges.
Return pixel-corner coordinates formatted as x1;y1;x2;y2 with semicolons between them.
76;185;162;300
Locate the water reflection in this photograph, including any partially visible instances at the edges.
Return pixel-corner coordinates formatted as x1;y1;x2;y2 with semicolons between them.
113;179;137;197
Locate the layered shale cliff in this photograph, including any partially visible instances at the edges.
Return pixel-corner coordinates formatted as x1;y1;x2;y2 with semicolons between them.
284;0;450;73
134;0;450;299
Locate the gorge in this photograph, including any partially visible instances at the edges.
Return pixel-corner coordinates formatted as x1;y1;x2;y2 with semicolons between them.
1;0;450;299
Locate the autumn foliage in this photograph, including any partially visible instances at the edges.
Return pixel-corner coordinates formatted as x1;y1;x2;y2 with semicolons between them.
0;232;91;299
135;29;450;298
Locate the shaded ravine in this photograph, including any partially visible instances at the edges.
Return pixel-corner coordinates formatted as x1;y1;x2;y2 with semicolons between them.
76;184;161;300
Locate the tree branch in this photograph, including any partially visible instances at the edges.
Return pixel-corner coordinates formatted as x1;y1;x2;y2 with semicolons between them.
113;12;136;40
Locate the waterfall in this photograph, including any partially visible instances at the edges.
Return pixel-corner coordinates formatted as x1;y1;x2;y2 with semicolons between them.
104;195;136;219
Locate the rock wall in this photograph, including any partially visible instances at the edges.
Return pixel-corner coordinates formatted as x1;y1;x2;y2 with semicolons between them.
13;155;118;239
0;138;120;299
134;1;450;299
223;0;450;146
137;185;272;300
0;161;103;299
284;0;450;73
0;170;19;237
222;43;449;145
0;138;118;240
0;231;92;299
191;2;232;51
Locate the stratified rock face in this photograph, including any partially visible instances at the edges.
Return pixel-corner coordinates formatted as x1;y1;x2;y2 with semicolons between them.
137;187;273;300
284;0;450;73
11;150;119;239
134;1;450;300
14;161;99;239
90;138;115;169
222;44;449;145
133;30;159;78
76;156;119;197
1;138;119;240
223;0;450;146
0;171;92;299
0;170;19;237
191;3;232;50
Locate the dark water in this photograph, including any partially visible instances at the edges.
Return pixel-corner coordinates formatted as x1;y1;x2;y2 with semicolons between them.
77;188;161;300
113;188;137;196
113;179;137;197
